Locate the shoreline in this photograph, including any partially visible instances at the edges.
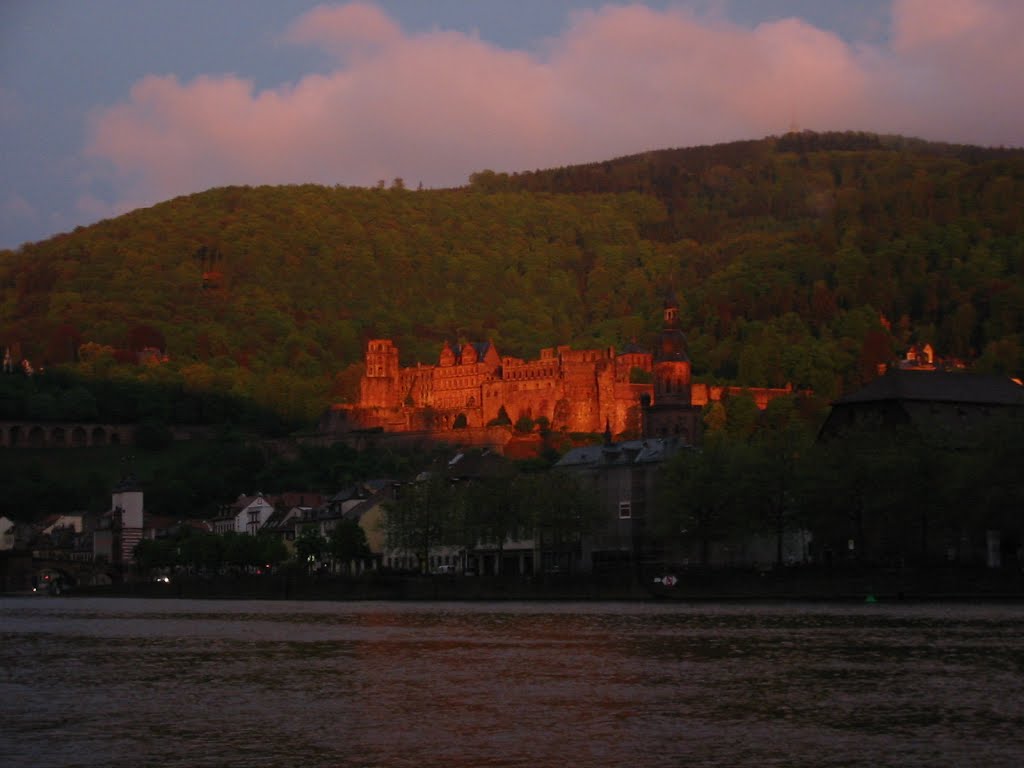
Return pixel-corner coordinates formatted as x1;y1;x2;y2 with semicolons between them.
29;566;1024;603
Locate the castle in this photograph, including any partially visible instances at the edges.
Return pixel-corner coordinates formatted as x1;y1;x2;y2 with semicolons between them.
323;296;793;445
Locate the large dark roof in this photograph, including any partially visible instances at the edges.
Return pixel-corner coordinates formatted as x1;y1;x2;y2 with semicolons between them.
556;437;686;468
835;370;1024;406
445;449;514;479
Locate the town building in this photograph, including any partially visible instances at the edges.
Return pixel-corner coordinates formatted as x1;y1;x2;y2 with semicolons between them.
819;368;1024;440
819;367;1024;568
555;435;683;574
212;493;276;535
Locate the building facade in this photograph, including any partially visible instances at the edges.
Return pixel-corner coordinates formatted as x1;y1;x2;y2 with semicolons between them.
331;337;651;438
325;297;793;443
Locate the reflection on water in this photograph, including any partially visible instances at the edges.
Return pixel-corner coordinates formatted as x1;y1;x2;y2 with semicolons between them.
2;599;1023;767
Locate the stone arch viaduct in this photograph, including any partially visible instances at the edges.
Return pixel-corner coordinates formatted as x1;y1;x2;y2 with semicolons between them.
0;421;136;448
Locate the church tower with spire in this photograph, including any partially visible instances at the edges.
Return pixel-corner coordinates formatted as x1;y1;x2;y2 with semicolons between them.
642;291;701;443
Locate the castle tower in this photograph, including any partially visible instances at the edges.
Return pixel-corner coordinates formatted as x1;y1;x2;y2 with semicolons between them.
360;339;401;408
642;291;701;443
112;472;144;565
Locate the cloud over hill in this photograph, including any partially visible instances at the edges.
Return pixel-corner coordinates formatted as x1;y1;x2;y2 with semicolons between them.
84;0;1024;217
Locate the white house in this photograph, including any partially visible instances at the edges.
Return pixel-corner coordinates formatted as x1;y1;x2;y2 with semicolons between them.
218;493;276;535
41;514;85;535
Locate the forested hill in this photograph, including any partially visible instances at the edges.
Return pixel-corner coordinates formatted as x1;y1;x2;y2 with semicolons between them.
2;131;1023;424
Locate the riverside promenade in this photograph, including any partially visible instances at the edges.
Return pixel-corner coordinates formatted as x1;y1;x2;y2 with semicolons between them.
65;564;1024;602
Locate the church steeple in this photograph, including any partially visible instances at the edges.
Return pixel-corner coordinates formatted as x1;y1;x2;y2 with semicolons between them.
642;290;699;444
663;289;680;328
657;289;689;362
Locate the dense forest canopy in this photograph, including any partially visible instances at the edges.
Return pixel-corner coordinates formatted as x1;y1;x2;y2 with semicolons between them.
2;131;1022;424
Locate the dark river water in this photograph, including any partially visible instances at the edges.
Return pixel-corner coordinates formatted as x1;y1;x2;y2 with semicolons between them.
2;598;1023;768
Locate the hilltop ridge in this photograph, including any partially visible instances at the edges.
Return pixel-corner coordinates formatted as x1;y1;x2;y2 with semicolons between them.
2;131;1022;423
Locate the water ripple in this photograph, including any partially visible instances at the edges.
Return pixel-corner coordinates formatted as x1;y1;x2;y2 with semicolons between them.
3;598;1024;767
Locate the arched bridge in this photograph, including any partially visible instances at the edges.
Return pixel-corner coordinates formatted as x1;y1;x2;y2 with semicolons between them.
31;557;119;590
0;421;136;448
0;551;119;593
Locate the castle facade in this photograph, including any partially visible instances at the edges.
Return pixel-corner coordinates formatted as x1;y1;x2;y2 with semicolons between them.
338;336;653;438
325;298;793;445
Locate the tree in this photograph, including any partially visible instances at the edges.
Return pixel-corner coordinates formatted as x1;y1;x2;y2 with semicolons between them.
488;406;512;427
134;537;176;575
47;323;83;364
328;518;370;574
798;424;905;565
971;415;1024;557
178;530;225;574
702;401;727;434
26;392;58;420
522;470;602;574
294;527;327;571
657;433;749;566
458;471;525;575
255;532;288;570
747;400;813;567
724;393;759;439
383;473;456;573
126;323;167;353
856;327;895;386
514;414;535;434
60;386;98;420
135;420;173;451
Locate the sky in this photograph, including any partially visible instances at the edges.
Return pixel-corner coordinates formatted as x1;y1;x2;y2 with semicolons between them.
1;0;1022;250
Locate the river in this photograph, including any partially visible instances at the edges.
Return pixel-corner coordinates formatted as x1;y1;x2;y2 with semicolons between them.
2;598;1023;767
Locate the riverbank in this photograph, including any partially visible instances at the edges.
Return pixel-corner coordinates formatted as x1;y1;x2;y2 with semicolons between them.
62;565;1024;602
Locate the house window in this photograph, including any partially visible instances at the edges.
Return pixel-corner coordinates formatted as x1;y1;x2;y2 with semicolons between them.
619;501;632;519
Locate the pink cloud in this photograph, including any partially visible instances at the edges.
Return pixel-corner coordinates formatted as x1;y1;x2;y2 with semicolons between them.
283;2;401;55
85;1;1024;214
882;0;1024;142
548;7;871;153
891;0;1001;50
